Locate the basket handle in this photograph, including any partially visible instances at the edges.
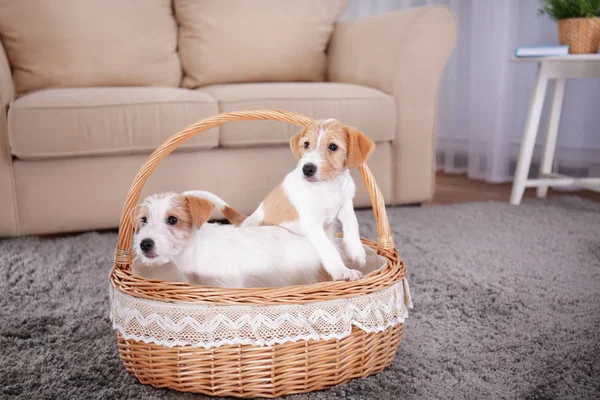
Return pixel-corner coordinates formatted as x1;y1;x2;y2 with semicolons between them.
114;110;394;266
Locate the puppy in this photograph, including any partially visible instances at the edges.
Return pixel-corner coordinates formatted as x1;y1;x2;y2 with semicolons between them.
132;192;325;288
237;119;375;282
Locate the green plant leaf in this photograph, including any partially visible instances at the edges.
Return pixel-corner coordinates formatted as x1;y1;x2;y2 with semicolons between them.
538;0;600;20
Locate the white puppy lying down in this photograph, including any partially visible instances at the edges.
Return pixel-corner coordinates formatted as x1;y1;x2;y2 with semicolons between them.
132;192;327;288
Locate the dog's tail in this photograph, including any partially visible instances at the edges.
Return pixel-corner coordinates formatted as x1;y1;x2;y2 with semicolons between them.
182;190;247;226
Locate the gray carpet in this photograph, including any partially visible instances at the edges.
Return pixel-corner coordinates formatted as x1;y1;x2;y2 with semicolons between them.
1;196;599;399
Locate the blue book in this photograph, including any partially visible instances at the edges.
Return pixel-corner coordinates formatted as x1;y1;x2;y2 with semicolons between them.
515;45;569;57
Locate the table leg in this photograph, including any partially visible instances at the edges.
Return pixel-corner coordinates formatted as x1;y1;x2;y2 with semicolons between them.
537;78;566;198
510;64;549;205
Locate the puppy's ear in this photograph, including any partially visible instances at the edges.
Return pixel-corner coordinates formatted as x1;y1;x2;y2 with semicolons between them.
289;127;307;160
130;204;141;232
183;196;215;229
345;126;376;169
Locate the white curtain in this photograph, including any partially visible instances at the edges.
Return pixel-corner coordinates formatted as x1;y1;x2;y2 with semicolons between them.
342;0;600;183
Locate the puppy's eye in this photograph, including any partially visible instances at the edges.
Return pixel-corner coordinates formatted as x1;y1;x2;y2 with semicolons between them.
141;217;147;224
167;216;178;225
328;143;338;151
304;141;310;149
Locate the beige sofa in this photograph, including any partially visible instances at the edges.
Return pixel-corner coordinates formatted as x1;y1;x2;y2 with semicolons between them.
0;2;456;236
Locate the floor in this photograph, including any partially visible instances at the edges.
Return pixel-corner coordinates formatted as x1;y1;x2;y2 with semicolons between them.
429;172;600;205
5;197;599;399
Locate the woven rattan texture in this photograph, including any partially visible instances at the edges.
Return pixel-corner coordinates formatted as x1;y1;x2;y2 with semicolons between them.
118;324;403;398
558;17;600;54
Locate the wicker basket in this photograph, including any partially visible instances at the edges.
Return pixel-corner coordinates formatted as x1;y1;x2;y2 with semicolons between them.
558;17;600;54
109;110;409;398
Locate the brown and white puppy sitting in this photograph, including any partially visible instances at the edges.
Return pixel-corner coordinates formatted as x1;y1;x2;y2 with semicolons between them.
236;118;375;282
132;192;325;288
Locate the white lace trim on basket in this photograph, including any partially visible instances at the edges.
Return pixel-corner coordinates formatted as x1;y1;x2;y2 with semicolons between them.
110;279;412;349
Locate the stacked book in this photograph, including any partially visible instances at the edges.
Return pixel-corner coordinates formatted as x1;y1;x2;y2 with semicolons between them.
514;45;569;57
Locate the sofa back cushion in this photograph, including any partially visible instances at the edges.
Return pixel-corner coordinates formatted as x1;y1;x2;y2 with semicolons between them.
175;0;347;89
0;0;181;95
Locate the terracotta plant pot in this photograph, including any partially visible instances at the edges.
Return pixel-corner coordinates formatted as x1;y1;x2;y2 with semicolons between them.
558;17;600;54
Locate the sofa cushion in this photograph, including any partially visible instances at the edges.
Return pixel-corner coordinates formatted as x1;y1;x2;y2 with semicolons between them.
175;0;347;89
8;88;219;160
198;82;396;147
0;0;181;95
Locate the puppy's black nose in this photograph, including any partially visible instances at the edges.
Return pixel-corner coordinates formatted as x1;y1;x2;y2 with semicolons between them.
140;238;154;252
302;163;317;177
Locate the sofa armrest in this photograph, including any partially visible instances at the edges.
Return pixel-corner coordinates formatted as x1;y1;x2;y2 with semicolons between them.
328;5;457;204
0;39;18;235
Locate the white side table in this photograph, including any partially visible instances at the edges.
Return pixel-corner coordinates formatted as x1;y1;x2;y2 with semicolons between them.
510;55;600;205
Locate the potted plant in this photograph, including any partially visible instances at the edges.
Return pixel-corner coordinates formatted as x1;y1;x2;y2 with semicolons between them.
538;0;600;54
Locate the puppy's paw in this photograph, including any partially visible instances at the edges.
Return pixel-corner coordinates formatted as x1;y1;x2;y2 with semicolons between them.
330;267;363;282
345;241;367;267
